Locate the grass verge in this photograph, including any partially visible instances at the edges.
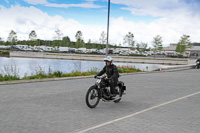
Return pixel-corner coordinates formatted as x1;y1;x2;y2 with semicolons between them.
0;66;142;81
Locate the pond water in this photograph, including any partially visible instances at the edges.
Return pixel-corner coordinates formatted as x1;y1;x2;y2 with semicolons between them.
0;57;173;78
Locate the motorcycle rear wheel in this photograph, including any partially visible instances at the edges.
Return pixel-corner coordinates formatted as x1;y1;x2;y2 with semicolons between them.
85;85;100;108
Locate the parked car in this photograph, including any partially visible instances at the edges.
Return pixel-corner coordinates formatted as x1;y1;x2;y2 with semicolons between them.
108;50;113;54
68;48;75;53
119;51;130;56
10;46;22;51
59;47;69;53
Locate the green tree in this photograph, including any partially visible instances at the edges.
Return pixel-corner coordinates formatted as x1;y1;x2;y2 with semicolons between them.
53;29;63;47
99;31;107;44
123;32;134;47
152;35;163;57
54;29;63;40
88;39;91;44
28;30;38;46
29;30;37;40
75;31;82;40
175;34;192;55
62;36;71;47
75;31;84;48
7;30;17;45
81;40;85;48
86;39;90;48
0;36;3;45
136;42;148;52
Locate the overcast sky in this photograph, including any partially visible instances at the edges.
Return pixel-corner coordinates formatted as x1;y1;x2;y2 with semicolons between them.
0;0;200;47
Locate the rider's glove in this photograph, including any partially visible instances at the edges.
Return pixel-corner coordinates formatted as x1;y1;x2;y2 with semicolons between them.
94;75;97;79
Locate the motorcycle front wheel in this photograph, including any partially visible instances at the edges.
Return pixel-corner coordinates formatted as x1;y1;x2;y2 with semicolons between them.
85;85;100;108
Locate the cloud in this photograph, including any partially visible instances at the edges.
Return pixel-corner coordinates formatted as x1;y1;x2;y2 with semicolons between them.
0;4;199;48
112;0;200;17
4;0;9;4
108;0;200;46
0;5;104;42
44;3;103;8
109;14;200;47
23;0;48;5
23;0;104;8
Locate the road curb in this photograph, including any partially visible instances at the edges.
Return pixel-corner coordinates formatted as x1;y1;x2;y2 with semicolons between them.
0;76;93;85
0;64;195;85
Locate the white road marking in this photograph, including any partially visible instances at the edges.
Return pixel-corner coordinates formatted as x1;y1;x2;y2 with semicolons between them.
76;91;200;133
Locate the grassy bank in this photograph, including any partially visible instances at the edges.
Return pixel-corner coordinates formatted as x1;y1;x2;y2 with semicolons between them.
117;66;142;73
0;50;9;57
0;66;142;81
0;74;20;81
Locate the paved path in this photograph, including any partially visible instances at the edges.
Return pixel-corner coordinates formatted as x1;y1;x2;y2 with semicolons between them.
10;51;190;65
0;69;200;133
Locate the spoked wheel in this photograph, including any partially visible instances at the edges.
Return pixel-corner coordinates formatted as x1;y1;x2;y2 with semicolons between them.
85;85;100;108
114;85;122;103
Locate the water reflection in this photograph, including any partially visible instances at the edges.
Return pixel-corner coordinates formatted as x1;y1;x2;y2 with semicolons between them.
0;57;172;78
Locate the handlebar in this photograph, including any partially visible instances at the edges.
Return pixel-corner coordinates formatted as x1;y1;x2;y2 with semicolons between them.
95;75;106;79
94;76;102;79
95;75;121;79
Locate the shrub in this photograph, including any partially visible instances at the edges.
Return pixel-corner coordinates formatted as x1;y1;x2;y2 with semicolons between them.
0;74;20;81
2;51;9;54
53;71;63;77
117;66;142;73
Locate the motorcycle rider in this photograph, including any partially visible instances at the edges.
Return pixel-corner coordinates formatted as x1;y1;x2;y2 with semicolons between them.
94;56;119;99
196;57;200;62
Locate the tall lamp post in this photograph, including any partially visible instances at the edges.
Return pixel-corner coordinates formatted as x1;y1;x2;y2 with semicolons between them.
106;0;110;57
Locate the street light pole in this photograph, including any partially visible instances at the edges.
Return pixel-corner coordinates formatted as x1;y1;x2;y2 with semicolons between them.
106;0;110;57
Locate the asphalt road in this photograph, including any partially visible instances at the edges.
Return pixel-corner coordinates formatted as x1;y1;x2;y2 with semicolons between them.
0;69;200;133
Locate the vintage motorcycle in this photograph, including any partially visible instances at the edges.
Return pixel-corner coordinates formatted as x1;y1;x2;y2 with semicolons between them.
85;75;126;108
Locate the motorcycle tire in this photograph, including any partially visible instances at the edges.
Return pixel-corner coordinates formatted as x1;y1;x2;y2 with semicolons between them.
85;85;100;108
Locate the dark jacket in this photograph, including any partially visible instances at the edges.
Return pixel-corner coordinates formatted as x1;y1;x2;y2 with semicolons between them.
196;59;200;63
97;64;119;79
